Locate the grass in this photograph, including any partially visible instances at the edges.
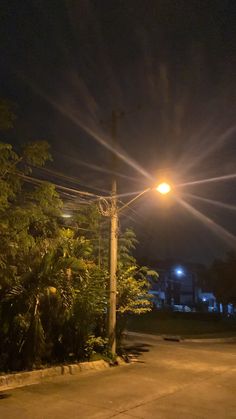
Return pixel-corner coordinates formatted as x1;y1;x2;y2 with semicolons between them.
127;311;236;338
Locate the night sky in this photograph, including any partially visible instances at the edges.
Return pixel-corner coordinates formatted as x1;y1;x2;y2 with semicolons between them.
1;0;236;265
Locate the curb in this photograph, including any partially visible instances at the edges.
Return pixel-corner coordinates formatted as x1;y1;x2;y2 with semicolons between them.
126;331;182;342
182;336;236;343
124;331;163;341
126;331;236;344
0;359;114;392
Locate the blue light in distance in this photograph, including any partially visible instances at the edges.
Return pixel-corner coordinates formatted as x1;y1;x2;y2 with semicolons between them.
175;267;184;276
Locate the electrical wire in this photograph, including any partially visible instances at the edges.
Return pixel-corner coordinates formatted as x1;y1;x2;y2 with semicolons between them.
21;174;102;199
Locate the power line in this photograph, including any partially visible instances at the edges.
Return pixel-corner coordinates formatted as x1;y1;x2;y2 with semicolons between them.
34;165;110;195
21;174;102;199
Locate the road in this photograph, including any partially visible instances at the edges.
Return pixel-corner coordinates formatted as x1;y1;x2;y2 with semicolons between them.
0;333;236;418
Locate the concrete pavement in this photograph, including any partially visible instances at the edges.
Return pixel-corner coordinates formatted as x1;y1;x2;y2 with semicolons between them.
0;333;236;418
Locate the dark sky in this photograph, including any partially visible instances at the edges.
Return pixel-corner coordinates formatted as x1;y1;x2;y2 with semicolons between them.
1;0;236;265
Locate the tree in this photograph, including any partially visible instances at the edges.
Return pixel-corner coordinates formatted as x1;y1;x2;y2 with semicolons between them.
0;97;154;368
60;211;153;352
0;143;56;283
0;101;67;369
0;139;63;369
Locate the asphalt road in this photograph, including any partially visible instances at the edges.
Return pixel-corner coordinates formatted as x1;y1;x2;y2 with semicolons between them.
0;333;236;418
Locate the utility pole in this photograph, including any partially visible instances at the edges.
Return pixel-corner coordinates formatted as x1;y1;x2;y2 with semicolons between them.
107;108;142;354
108;110;118;354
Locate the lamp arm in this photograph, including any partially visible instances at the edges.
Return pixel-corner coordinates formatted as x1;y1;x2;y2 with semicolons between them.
118;188;150;213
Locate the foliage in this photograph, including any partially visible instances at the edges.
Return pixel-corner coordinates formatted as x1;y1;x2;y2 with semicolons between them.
84;335;108;360
0;104;154;370
117;266;151;314
0;146;152;370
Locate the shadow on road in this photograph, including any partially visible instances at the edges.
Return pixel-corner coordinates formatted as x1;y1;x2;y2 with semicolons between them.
0;393;11;400
124;343;152;362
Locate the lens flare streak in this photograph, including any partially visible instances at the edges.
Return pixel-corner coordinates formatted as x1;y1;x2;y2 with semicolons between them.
180;125;236;174
60;153;145;183
176;173;236;188
175;196;236;248
183;193;236;212
25;79;153;181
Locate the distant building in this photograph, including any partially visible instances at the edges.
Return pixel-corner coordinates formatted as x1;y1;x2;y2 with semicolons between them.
148;261;235;314
148;261;204;310
198;292;235;314
198;292;217;312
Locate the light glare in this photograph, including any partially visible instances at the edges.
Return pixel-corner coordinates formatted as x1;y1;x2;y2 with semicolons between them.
156;182;171;195
62;213;72;218
175;268;184;276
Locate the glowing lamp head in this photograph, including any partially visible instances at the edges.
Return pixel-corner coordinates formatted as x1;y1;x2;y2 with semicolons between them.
156;182;171;195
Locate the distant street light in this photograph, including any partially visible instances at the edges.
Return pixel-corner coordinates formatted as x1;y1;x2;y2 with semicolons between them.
175;267;185;277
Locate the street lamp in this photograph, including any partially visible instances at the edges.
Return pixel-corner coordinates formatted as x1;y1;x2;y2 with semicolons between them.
156;182;171;195
107;181;172;355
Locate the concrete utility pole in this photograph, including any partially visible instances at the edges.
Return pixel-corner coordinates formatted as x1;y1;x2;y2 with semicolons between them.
107;108;147;354
108;110;118;354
